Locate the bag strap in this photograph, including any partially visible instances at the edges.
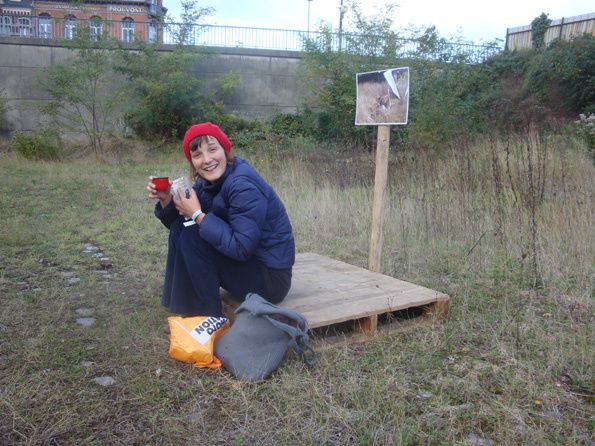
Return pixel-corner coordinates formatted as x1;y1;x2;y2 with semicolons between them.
264;315;317;367
296;337;317;367
239;293;318;368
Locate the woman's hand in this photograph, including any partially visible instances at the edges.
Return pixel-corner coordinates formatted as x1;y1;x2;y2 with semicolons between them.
147;176;172;208
173;187;202;220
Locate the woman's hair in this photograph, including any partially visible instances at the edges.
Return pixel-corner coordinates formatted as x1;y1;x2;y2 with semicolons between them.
188;135;234;180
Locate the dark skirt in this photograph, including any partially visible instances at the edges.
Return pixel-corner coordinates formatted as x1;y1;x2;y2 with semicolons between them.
161;218;292;317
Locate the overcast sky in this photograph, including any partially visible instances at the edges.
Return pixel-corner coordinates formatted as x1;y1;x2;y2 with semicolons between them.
165;0;594;44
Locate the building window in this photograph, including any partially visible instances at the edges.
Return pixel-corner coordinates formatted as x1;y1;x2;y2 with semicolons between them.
64;15;76;40
148;20;157;43
89;16;102;41
18;17;31;37
38;14;52;39
0;16;11;36
149;0;157;15
121;18;134;43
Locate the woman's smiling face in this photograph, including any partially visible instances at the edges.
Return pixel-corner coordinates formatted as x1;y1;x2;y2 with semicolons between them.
191;136;227;182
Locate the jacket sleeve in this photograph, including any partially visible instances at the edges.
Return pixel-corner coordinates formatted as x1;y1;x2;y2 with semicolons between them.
199;177;267;261
154;199;179;229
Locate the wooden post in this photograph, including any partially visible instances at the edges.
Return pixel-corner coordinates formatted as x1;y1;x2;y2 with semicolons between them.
558;17;564;40
354;315;378;334
423;298;450;320
368;125;391;273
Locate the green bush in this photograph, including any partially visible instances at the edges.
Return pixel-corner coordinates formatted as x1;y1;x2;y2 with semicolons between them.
299;7;593;147
300;6;499;147
113;2;240;140
526;34;595;115
269;109;319;138
11;130;62;160
115;44;240;140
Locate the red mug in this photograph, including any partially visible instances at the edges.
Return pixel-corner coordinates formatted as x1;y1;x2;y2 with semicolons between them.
152;177;170;191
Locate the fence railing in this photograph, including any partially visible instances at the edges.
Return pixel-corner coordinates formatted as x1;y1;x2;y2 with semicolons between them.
0;14;502;63
164;23;502;63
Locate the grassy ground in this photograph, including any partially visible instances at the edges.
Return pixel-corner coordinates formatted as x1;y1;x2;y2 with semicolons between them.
0;134;593;445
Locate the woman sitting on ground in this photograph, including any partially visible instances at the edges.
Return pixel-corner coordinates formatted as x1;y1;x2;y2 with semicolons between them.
147;122;295;317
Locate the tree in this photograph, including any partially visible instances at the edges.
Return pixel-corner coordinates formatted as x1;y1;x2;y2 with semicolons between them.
301;1;399;142
114;0;240;139
38;29;121;153
167;0;214;45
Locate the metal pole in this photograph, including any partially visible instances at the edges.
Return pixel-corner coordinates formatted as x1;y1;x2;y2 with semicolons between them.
558;17;564;40
307;0;312;35
338;0;344;51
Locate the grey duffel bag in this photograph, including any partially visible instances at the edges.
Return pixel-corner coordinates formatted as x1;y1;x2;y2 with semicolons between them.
214;293;316;382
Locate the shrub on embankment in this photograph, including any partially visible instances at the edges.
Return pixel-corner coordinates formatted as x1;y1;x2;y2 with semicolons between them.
10;4;593;156
296;12;595;150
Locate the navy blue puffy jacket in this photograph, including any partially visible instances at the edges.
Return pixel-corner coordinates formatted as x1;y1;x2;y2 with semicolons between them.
155;157;295;269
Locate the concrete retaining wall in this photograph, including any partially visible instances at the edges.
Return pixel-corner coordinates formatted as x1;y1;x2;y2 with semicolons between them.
0;37;307;132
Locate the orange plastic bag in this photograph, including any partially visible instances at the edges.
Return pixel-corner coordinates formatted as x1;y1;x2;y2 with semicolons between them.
168;316;230;369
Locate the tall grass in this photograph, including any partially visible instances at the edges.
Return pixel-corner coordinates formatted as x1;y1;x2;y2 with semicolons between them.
258;132;593;298
0;132;592;444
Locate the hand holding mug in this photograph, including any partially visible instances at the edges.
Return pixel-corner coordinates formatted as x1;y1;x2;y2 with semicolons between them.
173;187;201;219
147;176;172;206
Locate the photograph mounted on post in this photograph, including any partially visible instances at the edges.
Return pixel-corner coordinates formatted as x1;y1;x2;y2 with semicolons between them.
355;67;410;126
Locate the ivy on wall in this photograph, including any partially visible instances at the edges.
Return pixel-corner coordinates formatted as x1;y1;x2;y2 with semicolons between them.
531;13;552;49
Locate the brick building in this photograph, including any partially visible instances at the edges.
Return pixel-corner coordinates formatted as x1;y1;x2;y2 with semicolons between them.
1;0;166;42
0;0;34;36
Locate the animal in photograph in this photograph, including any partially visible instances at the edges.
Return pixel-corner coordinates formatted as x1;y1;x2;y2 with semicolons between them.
355;67;409;125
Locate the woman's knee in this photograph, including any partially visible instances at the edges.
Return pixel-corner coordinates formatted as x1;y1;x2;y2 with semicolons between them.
265;293;286;305
178;226;215;258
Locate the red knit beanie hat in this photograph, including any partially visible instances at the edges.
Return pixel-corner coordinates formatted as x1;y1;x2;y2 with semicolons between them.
182;122;232;161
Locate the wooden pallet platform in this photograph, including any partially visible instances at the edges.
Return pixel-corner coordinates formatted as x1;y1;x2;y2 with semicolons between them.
221;253;449;336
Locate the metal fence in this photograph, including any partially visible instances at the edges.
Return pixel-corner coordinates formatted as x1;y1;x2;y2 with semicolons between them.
164;23;502;63
0;14;501;63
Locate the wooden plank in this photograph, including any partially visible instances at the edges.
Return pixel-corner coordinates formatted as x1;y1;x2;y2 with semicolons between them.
277;253;447;328
286;289;443;327
289;254;437;294
368;125;391;273
285;279;442;309
220;253;449;332
221;298;240;323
